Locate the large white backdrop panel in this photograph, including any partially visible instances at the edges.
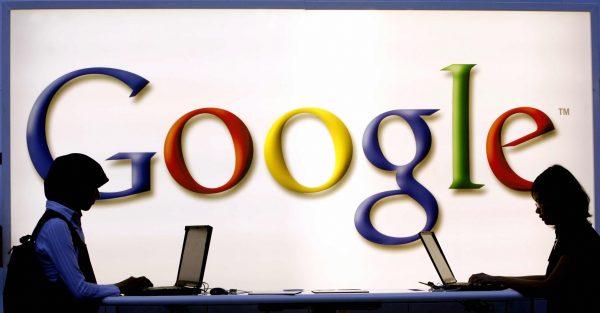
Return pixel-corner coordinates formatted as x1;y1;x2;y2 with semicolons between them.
10;10;593;289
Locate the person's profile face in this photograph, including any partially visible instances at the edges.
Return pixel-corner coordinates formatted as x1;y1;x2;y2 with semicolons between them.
535;199;558;225
76;184;100;212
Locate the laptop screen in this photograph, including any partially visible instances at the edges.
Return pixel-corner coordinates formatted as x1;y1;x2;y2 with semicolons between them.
419;231;457;285
175;226;213;288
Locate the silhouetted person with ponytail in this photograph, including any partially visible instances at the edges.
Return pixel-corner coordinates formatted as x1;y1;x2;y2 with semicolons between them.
8;153;152;313
469;165;600;313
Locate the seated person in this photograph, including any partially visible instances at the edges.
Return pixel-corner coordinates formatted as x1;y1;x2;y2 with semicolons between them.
34;153;152;312
469;165;600;313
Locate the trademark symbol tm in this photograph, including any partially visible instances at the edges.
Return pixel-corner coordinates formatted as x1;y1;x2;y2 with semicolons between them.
559;108;570;116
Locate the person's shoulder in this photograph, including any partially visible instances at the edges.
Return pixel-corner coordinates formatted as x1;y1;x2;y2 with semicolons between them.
556;224;594;251
37;216;71;238
567;224;600;256
560;223;597;239
586;225;600;246
579;223;600;241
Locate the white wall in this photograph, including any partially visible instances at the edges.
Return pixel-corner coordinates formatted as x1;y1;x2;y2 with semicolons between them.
10;9;593;290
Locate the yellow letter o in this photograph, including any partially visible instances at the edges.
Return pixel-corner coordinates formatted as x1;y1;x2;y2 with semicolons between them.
264;107;353;193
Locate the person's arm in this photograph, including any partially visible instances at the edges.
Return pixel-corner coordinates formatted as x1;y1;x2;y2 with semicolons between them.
469;256;572;296
36;219;121;299
501;256;570;295
503;275;546;281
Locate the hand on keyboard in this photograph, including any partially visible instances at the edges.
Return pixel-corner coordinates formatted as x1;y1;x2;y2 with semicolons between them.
116;276;154;295
459;282;506;291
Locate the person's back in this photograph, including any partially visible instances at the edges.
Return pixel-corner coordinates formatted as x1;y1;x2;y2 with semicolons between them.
4;205;107;313
547;221;600;313
34;207;109;313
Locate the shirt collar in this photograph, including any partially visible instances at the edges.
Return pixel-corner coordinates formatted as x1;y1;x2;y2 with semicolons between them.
46;200;82;226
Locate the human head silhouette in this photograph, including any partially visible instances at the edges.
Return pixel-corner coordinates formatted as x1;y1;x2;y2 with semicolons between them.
44;153;109;212
531;165;590;226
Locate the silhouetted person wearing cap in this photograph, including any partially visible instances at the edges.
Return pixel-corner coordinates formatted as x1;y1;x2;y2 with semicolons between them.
469;165;600;313
35;153;152;312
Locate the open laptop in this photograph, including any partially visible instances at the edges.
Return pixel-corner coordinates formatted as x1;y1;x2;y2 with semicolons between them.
419;231;505;291
129;225;213;296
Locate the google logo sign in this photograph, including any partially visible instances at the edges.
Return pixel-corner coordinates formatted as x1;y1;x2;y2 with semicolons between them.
26;66;555;245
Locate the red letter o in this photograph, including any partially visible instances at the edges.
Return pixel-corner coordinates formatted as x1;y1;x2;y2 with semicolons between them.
164;108;253;194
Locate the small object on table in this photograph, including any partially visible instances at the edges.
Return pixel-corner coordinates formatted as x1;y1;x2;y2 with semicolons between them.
311;289;369;293
248;290;303;295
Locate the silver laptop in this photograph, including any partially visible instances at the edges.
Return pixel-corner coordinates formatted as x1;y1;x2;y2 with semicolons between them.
132;225;213;296
419;231;504;291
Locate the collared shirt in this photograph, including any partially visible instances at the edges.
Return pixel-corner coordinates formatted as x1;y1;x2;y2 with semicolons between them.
35;200;120;299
